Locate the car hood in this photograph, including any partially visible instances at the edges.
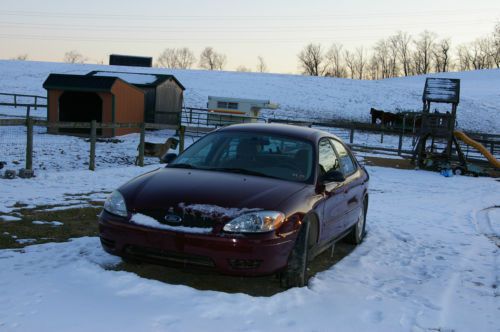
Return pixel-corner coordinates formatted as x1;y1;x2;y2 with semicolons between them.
119;167;308;215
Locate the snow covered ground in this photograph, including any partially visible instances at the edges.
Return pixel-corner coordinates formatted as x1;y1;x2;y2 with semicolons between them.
0;166;499;331
0;60;499;133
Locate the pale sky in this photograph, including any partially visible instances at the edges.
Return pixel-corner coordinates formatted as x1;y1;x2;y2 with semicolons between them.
1;0;499;73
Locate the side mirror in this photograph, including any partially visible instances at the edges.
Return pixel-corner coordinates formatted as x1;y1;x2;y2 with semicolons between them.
320;170;345;183
161;153;177;164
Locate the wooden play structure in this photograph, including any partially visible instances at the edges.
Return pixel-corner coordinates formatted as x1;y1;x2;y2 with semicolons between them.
412;78;499;175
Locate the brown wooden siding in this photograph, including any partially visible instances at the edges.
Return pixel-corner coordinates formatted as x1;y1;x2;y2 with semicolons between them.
111;80;145;136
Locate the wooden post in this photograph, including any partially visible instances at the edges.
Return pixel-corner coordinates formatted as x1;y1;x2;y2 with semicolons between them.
349;128;354;144
34;96;38;110
380;129;384;143
25;117;33;170
491;142;494;155
26;105;31;119
398;133;403;156
138;123;145;167
89;120;96;171
14;94;17;108
398;116;405;156
179;125;186;153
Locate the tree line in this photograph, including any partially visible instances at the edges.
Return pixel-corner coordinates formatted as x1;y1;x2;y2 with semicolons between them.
298;23;500;79
10;22;499;78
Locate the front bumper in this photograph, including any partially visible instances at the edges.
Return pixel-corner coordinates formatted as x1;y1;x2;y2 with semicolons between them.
98;211;298;276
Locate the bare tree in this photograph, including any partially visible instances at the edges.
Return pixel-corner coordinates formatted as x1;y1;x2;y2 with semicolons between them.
12;54;28;61
394;31;412;76
368;55;380;80
63;50;86;64
324;44;346;77
199;47;226;70
490;21;500;68
297;43;325;76
413;31;436;74
176;48;196;69
157;48;177;68
373;39;391;78
433;39;451;72
256;56;268;72
157;48;195;69
236;65;251;72
457;44;472;71
387;35;400;77
354;47;367;79
344;49;356;79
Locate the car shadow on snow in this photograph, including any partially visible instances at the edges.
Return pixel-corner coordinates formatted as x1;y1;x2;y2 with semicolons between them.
110;242;356;296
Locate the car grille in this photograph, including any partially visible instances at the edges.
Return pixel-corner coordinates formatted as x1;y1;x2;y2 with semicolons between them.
135;209;216;229
124;245;215;268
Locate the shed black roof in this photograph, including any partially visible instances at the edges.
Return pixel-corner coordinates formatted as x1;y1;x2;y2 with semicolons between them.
43;74;120;92
86;70;185;90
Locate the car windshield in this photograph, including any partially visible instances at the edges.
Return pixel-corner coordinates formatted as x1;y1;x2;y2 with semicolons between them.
169;131;315;183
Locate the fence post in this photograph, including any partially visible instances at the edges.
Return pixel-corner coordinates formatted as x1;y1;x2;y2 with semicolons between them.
26;105;31;119
398;116;406;156
25;117;33;170
179;125;186;153
349;127;354;144
14;94;17;108
89;120;96;171
398;133;403;156
380;128;384;143
491;142;494;155
34;96;38;110
138;123;145;167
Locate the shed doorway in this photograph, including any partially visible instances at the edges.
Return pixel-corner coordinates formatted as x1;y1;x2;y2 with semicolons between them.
59;91;103;135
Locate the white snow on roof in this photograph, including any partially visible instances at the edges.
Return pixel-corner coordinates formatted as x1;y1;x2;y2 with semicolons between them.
94;72;157;84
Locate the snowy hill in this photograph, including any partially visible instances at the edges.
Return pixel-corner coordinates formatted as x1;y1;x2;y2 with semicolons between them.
0;60;498;132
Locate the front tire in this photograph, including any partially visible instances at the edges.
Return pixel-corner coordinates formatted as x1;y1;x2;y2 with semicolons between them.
280;220;311;289
345;199;367;244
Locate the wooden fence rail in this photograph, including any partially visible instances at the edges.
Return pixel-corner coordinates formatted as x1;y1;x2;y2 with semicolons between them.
0;119;184;171
0;92;47;110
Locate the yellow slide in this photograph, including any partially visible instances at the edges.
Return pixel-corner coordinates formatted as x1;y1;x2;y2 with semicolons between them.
454;131;500;168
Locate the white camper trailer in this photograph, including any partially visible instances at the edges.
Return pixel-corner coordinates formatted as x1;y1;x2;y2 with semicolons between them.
207;96;278;125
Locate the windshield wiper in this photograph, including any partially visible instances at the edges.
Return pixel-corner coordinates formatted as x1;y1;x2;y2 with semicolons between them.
207;167;281;180
167;163;198;169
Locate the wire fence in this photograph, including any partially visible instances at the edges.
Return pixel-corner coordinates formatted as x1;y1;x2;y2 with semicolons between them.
1;108;499;177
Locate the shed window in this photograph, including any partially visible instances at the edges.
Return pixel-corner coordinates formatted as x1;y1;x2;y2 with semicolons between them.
216;101;239;110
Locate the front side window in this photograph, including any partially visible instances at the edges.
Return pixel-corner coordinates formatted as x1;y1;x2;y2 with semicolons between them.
330;139;357;176
318;139;340;177
171;132;315;183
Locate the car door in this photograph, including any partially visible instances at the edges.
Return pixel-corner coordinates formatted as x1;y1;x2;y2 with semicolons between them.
317;138;350;244
329;139;364;230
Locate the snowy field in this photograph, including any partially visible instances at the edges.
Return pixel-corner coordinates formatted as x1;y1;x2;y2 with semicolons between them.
0;165;499;331
0;60;499;133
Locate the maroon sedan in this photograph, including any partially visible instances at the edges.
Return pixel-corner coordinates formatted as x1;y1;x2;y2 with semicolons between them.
99;123;369;288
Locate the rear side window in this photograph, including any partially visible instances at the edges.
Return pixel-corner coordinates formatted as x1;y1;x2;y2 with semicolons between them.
330;139;357;176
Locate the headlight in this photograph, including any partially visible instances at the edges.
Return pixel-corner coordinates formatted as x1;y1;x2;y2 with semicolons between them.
223;211;285;233
103;190;128;217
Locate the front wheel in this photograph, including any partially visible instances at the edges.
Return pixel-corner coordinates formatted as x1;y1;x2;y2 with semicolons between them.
345;199;367;244
280;220;311;289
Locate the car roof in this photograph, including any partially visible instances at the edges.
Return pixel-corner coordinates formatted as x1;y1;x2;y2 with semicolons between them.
217;123;340;143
